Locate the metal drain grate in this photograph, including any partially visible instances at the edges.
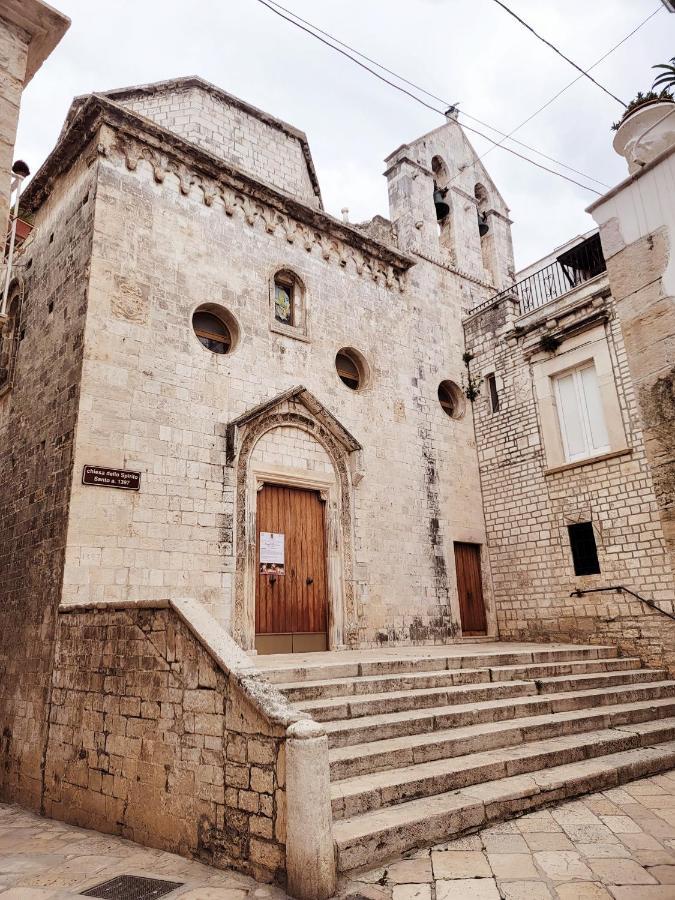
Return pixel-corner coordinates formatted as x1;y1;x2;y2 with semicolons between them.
81;874;184;900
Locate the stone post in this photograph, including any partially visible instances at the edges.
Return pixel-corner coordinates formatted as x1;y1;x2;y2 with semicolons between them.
285;719;336;900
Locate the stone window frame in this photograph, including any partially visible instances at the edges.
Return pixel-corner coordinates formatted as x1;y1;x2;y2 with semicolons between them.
0;278;24;397
190;302;242;357
533;323;631;472
269;266;309;342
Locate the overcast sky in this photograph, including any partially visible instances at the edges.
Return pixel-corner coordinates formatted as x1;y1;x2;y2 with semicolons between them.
16;0;675;268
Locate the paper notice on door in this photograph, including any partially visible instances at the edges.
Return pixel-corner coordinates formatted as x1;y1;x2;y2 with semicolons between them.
260;532;285;575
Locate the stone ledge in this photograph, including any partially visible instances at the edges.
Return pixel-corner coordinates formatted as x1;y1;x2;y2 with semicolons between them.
544;447;633;477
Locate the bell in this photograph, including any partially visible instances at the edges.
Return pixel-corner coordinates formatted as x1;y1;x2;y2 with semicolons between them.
433;188;450;221
478;211;489;237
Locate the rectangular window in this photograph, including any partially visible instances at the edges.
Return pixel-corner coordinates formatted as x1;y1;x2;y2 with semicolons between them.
568;521;601;576
553;363;609;462
487;373;499;413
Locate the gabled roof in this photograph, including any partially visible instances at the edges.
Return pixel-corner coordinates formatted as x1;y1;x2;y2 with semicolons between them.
226;385;362;465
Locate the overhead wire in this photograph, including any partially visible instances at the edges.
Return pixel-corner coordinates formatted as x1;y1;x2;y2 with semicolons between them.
478;5;663;166
253;0;603;194
490;0;627;107
261;0;611;188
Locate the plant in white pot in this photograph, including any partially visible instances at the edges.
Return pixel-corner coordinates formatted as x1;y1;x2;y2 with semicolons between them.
612;58;675;174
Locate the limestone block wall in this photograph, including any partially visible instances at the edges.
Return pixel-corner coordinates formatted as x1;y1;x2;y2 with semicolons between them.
464;291;675;671
111;80;319;206
57;119;493;647
590;149;675;578
45;600;300;883
0;14;29;234
0;154;95;807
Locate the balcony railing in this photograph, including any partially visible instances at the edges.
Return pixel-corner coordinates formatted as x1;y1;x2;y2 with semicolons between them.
480;232;607;316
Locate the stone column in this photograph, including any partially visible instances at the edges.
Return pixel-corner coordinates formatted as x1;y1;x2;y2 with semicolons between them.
285;720;336;900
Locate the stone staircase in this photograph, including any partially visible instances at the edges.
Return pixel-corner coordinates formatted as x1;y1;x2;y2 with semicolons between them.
262;644;675;872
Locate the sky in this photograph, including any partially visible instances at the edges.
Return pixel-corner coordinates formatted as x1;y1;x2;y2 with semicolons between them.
15;0;675;269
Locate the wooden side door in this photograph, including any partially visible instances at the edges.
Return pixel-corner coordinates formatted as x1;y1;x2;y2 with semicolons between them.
255;484;328;653
454;542;487;636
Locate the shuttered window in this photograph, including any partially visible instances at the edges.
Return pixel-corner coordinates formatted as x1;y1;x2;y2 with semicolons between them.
553;363;609;463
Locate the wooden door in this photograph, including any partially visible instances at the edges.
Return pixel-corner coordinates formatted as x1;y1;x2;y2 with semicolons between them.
454;542;487;636
255;484;328;653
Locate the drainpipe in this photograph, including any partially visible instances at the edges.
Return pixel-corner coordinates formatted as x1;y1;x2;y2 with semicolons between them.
1;160;30;318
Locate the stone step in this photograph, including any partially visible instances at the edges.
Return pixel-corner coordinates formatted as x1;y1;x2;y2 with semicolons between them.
278;657;641;702
322;682;675;747
299;679;537;722
328;701;675;779
261;644;619;684
533;668;667;693
332;740;675;872
330;726;672;819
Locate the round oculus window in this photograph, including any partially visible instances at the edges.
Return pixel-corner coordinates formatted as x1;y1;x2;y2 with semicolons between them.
192;308;234;355
335;348;368;391
438;380;465;419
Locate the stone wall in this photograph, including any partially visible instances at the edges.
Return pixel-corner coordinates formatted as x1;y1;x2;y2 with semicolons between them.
0;154;95;806
45;600;300;883
464;286;675;672
591;150;675;579
109;79;319;207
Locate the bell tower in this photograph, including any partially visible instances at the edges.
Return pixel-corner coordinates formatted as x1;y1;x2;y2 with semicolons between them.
385;111;514;290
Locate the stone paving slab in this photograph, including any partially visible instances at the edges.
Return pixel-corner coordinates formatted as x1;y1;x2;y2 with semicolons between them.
3;770;675;898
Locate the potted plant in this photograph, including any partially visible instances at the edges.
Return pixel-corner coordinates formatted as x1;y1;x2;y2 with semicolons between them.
612;60;675;174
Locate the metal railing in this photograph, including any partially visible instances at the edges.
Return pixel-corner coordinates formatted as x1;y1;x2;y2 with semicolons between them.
485;233;607;316
570;585;675;623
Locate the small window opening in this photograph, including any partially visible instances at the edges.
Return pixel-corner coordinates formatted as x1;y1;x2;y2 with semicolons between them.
336;350;361;390
487;373;499;413
192;309;232;355
274;277;294;326
438;380;465;420
568;522;600;576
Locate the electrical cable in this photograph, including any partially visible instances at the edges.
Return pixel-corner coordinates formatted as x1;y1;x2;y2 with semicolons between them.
262;0;611;187
253;0;602;194
490;0;627;107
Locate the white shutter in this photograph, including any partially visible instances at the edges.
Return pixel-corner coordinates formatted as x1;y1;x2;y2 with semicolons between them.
555;372;587;461
579;365;610;454
554;363;611;463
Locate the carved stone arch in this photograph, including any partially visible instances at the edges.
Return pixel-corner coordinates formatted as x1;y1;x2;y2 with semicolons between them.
0;275;26;395
228;387;362;651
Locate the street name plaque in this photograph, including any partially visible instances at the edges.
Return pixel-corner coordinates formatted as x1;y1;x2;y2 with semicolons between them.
82;465;141;491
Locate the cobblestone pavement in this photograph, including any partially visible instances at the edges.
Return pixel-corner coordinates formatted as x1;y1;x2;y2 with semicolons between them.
3;772;675;899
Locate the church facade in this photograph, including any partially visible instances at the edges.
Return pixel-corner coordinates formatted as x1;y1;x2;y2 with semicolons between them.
1;75;675;884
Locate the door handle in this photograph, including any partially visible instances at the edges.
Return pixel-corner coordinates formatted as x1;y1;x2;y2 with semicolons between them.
269;576;276;585
306;577;314;586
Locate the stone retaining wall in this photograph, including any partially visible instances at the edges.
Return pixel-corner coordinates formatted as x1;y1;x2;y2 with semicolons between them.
44;599;312;886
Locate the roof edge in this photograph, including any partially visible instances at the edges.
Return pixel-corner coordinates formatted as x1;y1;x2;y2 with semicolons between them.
97;76;323;206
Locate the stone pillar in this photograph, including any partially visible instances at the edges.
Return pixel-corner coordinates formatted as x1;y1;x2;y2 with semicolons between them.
285;720;336;900
0;3;70;236
0;17;28;239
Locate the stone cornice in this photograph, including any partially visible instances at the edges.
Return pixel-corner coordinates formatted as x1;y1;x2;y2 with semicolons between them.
22;94;415;290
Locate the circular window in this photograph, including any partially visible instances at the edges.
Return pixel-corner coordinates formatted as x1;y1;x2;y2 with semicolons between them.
192;305;239;355
335;347;369;391
438;380;465;419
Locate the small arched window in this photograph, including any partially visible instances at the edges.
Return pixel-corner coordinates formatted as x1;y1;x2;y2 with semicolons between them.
0;289;22;393
192;305;239;355
432;155;454;257
271;269;307;339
